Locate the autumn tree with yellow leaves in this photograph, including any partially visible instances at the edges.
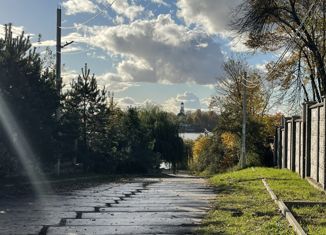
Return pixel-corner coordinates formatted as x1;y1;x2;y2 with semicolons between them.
190;58;281;174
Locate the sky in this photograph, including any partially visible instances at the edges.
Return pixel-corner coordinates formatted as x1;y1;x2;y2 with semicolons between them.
0;0;276;113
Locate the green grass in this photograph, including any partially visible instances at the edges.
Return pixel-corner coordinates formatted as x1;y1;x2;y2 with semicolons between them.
199;167;326;235
290;205;326;235
258;168;326;235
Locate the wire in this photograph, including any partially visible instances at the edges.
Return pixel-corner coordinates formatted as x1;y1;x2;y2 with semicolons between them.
59;49;92;55
60;0;118;30
60;10;104;29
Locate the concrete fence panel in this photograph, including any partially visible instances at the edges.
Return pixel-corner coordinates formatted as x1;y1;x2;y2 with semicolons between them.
300;121;304;177
281;128;286;169
274;100;326;189
310;106;319;183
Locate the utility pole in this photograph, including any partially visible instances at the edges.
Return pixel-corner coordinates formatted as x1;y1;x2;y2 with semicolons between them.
56;7;62;93
240;72;247;168
56;7;74;94
55;6;73;176
55;7;62;176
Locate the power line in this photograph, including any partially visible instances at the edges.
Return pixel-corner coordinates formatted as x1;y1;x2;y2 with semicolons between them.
60;0;118;30
56;0;118;57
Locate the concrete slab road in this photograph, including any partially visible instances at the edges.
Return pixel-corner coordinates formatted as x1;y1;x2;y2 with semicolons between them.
0;174;215;235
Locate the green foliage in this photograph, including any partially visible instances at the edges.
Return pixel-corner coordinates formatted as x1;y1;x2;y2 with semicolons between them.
190;58;278;174
0;25;186;176
60;63;110;171
140;106;185;173
0;24;59;175
184;109;218;132
115;107;159;173
60;75;186;174
246;151;262;167
190;135;224;175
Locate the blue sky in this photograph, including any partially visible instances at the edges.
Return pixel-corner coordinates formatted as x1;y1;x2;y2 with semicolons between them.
0;0;274;113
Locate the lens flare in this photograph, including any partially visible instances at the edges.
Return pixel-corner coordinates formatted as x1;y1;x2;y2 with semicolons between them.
0;94;52;198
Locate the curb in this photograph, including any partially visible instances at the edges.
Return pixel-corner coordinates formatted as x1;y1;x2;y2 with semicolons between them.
262;179;306;235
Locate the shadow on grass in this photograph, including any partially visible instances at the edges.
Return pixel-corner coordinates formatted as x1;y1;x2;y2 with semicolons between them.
211;183;236;194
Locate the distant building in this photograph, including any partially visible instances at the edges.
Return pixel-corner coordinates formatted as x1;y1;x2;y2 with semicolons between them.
177;102;185;117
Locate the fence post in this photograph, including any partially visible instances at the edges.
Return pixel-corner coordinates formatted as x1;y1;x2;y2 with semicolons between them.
273;128;278;167
302;103;307;178
304;102;315;178
277;127;282;168
323;97;326;189
282;116;288;169
291;116;301;172
291;117;295;171
317;106;320;182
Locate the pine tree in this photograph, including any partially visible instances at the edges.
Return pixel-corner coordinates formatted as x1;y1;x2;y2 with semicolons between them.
61;64;109;170
0;24;59;174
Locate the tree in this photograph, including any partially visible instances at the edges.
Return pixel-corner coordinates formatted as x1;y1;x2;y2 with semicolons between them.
233;0;326;104
184;110;218;132
140;106;185;173
210;58;274;168
190;135;224;174
61;64;109;170
117;107;158;173
0;24;59;174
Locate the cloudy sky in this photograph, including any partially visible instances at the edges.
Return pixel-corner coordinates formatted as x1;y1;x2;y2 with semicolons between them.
0;0;275;113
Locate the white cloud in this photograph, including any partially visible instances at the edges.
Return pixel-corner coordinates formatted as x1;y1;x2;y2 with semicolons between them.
151;0;169;7
228;34;253;53
116;96;137;109
33;39;56;47
97;72;134;92
114;15;125;25
78;14;224;85
62;31;87;43
32;31;85;48
162;91;203;113
176;0;253;52
255;62;268;74
62;46;82;53
176;0;242;35
111;0;144;21
0;24;31;39
61;68;79;90
62;0;97;15
142;99;158;107
96;55;107;60
116;92;211;113
115;97;158;109
200;97;212;108
61;68;133;93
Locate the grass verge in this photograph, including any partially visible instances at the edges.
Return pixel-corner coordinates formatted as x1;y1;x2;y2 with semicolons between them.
199;167;326;235
264;169;326;235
